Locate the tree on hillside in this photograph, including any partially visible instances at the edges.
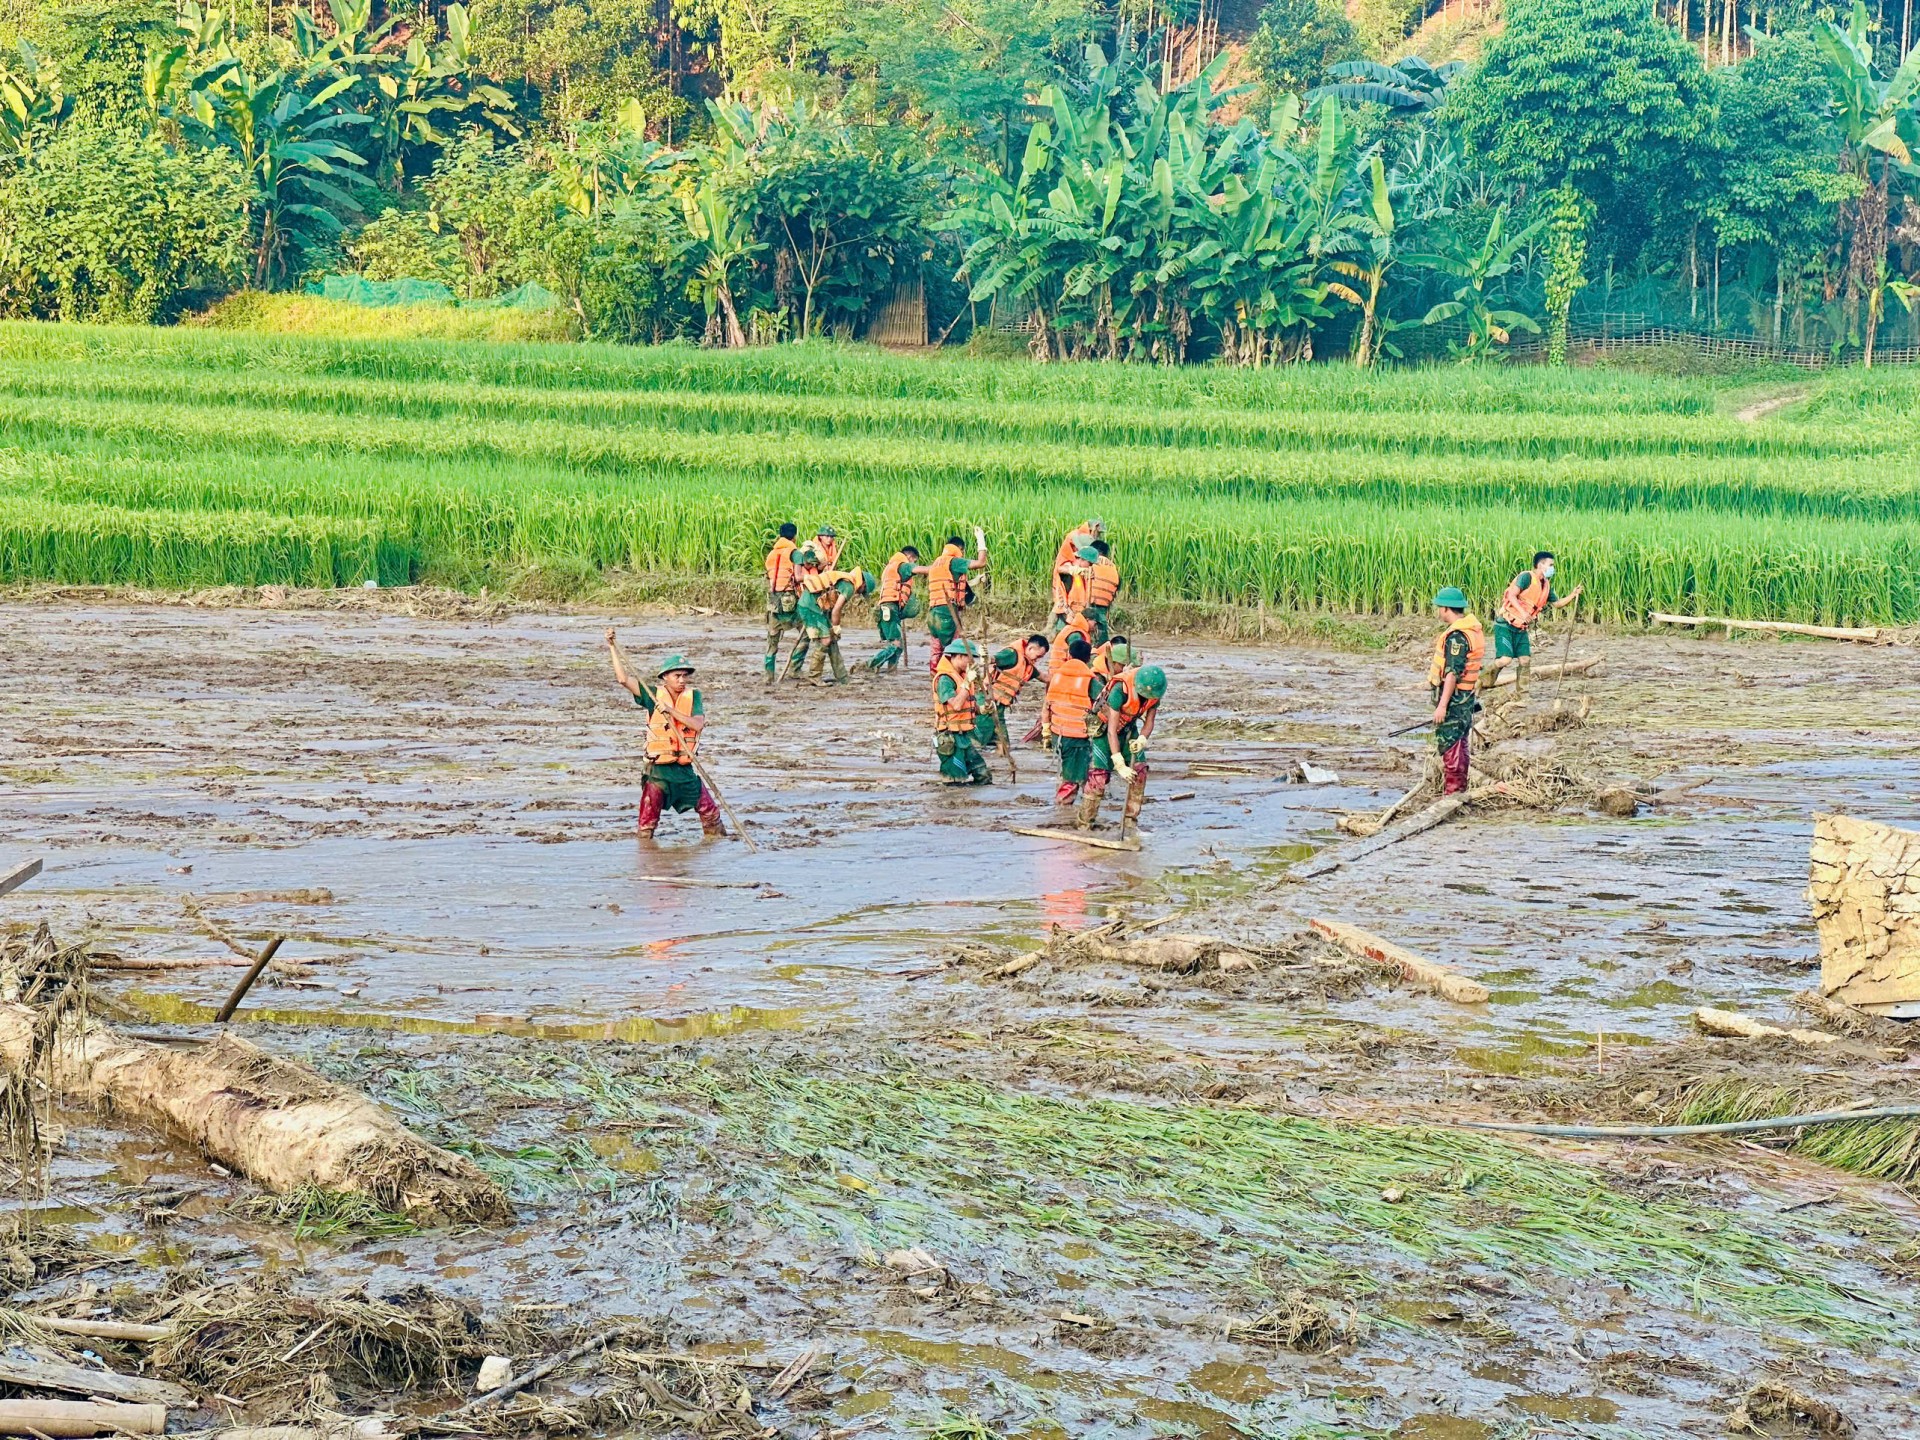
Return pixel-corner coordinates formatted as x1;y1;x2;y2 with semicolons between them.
1244;0;1363;100
1445;0;1712;265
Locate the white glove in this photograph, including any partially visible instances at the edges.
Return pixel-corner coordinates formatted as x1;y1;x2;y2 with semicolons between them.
973;526;986;551
1112;757;1135;783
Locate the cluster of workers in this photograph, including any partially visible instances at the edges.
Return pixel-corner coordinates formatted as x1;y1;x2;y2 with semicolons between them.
607;527;1579;839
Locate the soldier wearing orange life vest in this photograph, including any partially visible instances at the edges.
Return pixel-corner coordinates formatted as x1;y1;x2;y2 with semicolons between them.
978;634;1049;754
1050;519;1103;634
1042;634;1099;815
868;546;922;672
925;528;989;672
606;635;723;839
763;523;803;680
1085;663;1165;830
1492;550;1583;697
932;642;991;785
1050;610;1096;668
1083;540;1121;644
1428;587;1485;796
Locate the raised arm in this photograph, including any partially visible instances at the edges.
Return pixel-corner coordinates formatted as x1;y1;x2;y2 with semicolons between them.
606;629;642;698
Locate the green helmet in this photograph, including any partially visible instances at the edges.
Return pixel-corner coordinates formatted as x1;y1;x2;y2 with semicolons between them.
655;653;695;678
860;569;878;594
816;525;837;538
1433;586;1469;610
1076;546;1099;563
1135;664;1166;699
1106;642;1134;667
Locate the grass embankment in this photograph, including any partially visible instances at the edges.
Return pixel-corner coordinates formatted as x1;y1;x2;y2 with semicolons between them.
1;322;1917;624
194;291;575;344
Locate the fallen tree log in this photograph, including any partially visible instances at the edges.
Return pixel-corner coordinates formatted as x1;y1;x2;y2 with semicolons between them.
1308;919;1489;1004
0;1353;188;1406
1649;612;1881;643
1;1313;171;1343
1082;934;1263;975
1289;794;1468;880
1480;656;1600;689
1694;1006;1839;1047
0;1009;508;1224
0;1399;164;1437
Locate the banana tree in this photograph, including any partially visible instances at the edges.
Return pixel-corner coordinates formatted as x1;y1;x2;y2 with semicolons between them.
1325;154;1399;368
553;102;677;220
1413;207;1544;363
1864;258;1920;366
684;184;761;347
0;44;71;163
1307;56;1463;114
1815;0;1920;350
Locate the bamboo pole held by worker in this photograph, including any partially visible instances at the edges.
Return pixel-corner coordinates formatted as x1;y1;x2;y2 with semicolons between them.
610;637;758;853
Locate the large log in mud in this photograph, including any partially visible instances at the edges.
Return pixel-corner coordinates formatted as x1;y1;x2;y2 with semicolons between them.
1810;813;1920;1014
0;1009;507;1224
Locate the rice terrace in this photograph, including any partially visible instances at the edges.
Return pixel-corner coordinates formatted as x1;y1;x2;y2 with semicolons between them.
8;0;1920;1429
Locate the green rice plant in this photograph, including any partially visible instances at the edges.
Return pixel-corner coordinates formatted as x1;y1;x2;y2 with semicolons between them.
233;1185;419;1240
1675;1080;1920;1186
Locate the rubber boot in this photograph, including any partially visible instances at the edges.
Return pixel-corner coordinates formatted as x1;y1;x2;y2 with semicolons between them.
1076;789;1103;830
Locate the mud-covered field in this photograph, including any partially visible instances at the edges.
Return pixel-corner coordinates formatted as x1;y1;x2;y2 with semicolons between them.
4;591;1919;1438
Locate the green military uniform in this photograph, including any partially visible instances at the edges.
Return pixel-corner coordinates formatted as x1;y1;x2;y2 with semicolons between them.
1433;634;1477;750
632;687;705;811
1493;573;1558;661
927;554;976;651
935;644;991;784
869;592;922;670
800;573;872;685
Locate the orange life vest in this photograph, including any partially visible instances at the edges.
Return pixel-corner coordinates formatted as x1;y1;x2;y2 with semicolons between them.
802;566;857;599
1498;570;1552;630
1427;614;1485;693
928;543;970;612
812;536;839;569
765;537;798;594
1052;528;1093;602
1087;557;1120;608
1063;563;1091;612
645;685;700;765
1045;657;1096;739
880;552;916;606
992;649;1036;707
1108;669;1158;730
1050;615;1095;667
933;656;978;734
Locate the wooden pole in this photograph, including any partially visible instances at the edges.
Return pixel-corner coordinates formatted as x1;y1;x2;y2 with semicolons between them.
1647;612;1881;642
213;934;285;1024
0;858;41;900
1552;591;1581;706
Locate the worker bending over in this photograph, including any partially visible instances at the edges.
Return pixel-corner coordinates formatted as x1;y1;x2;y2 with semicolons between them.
869;546;922;672
1429;587;1485;796
1085;661;1164;830
798;567;875;686
1494;550;1582;697
607;635;724;839
933;641;992;785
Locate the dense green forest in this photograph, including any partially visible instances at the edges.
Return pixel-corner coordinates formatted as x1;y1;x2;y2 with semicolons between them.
0;0;1915;362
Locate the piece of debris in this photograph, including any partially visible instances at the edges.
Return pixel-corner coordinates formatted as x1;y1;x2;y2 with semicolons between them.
0;1005;508;1224
474;1356;513;1393
0;1351;189;1407
1224;1291;1361;1354
1694;1007;1840;1047
1651;612;1880;644
1809;813;1920;1014
1297;761;1338;785
1290;795;1467;880
1309;918;1490;1004
1594;786;1640;817
1726;1379;1854;1436
0;1398;166;1437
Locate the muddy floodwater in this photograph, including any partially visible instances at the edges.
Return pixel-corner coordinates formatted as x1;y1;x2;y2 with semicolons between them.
4;594;1920;1437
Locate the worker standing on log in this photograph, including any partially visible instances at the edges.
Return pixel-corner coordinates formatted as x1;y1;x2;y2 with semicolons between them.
1083;540;1121;645
868;546;922;672
933;641;992;785
1493;551;1583;698
1428;587;1485;796
926;529;989;672
1043;634;1098;821
607;636;725;839
1085;662;1164;830
763;522;802;682
1050;519;1103;635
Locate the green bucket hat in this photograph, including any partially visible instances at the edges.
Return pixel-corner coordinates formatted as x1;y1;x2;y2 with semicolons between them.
655;653;695;678
860;569;878;594
1076;546;1099;564
815;525;837;538
1135;664;1166;699
1433;586;1469;610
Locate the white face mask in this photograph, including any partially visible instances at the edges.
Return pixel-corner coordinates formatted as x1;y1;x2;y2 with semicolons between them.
1541;561;1556;579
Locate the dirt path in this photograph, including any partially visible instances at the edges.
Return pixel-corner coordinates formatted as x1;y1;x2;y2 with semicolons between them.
1734;385;1811;422
3;596;1919;1437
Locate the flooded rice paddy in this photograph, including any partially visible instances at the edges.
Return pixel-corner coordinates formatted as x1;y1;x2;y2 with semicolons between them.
4;595;1920;1437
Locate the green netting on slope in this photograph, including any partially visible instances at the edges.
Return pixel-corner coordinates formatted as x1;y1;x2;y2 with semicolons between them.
306;275;458;308
467;281;560;312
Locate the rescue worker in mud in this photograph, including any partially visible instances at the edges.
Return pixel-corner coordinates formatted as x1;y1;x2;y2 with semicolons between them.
1091;634;1133;682
1083;540;1121;646
1050;607;1097;669
868;546;922;672
763;522;803;681
974;634;1047;762
1085;662;1165;830
806;524;841;571
798;566;875;687
925;528;989;672
606;635;724;839
1043;634;1098;818
1492;550;1583;698
1429;587;1485;796
933;641;991;785
1050;518;1103;635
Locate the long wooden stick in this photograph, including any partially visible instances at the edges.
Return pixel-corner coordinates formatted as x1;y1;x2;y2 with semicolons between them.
213;934;285;1024
1648;611;1881;642
611;640;757;852
0;859;41;900
455;1324;648;1415
1552;591;1581;706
